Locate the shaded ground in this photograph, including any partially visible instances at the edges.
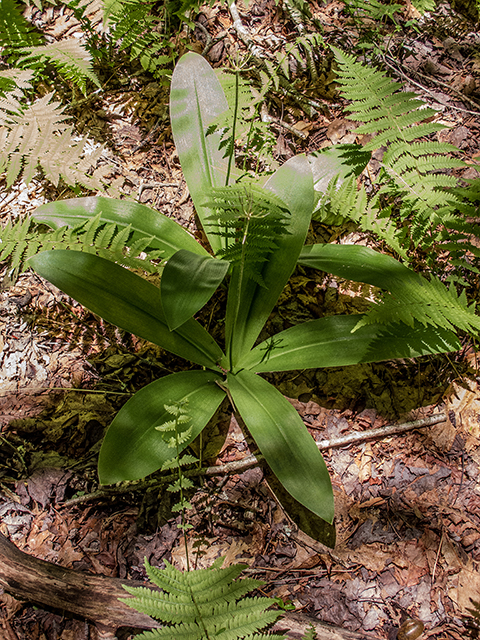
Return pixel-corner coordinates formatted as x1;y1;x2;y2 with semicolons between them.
1;0;480;638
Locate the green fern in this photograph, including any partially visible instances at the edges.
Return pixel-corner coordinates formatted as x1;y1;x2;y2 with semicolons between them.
204;183;291;287
155;400;198;569
17;38;101;94
102;0;201;81
313;175;408;259
410;0;437;13
300;625;317;640
122;557;286;640
0;0;43;51
346;0;403;21
106;0;172;77
1;0;100;93
0;213;164;276
329;46;480;288
332;46;465;241
355;270;480;336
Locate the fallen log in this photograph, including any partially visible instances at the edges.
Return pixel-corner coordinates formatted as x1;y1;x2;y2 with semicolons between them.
0;532;381;639
0;531;157;634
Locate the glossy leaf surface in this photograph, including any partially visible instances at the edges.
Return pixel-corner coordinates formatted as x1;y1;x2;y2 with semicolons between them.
226;156;314;368
308;143;370;196
33;196;207;260
170;52;229;254
30;250;224;369
298;242;416;290
228;370;334;523
240;314;460;372
161;249;229;330
98;370;225;484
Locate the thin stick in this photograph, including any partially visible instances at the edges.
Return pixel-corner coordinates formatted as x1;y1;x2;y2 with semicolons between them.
62;412;447;507
382;54;480;116
431;528;444;586
228;1;264;58
0;387;132;397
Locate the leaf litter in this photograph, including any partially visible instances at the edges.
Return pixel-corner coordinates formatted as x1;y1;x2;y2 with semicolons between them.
1;0;480;638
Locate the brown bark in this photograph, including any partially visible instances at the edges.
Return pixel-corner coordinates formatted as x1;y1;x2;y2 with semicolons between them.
0;532;382;639
0;532;156;631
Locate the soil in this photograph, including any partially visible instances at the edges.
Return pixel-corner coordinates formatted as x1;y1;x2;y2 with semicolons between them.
1;1;480;639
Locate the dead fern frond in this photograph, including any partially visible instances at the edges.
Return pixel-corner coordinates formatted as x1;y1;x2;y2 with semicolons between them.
0;88;105;189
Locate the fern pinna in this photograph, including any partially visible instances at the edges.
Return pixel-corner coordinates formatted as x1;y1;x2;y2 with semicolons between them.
122;558;286;639
332;46;464;241
101;0;202;81
204;183;291;287
0;0;100;94
321;47;480;288
0;69;104;189
0;213;164;276
0;0;42;52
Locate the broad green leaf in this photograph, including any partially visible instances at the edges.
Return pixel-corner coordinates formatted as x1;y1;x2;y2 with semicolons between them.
98;370;225;483
33;196;207;260
30;250;224;369
308;143;370;196
297;243;415;289
240;314;460;373
228;370;334;523
226;155;314;369
297;244;480;335
161;249;229;330
170;52;229;254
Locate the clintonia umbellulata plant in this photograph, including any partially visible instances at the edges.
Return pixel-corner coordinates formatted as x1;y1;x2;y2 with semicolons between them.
29;52;461;534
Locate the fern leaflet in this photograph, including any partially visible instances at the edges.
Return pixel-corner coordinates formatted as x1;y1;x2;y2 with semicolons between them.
122;557;286;639
410;0;437;13
332;46;465;243
330;46;480;283
18;38;101;95
0;0;43;52
204;183;291;287
355;270;480;336
0;79;106;189
0;213;164;275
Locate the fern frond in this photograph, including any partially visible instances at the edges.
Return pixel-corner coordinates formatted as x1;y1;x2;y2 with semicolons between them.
355;272;480;336
205;183;291;286
0;68;34;98
347;0;403;21
105;0;175;78
313;174;357;225
122;558;285;640
161;454;199;471
410;0;436;13
0;0;43;52
314;177;409;259
0;88;106;189
0;214;164;274
18;38;101;94
168;477;194;492
332;46;468;257
300;624;317;640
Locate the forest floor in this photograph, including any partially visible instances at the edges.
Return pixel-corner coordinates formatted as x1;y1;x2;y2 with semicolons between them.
1;1;480;639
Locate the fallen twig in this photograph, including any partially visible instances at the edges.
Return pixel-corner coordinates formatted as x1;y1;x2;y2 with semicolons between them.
62;411;447;506
382;53;480;116
228;1;264;58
